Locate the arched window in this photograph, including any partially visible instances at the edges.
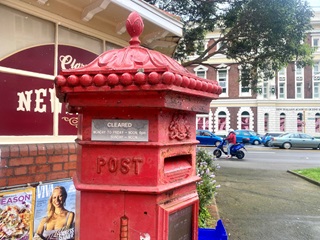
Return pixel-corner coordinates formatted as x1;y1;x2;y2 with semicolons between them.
297;112;303;132
315;113;320;133
264;113;269;132
241;111;250;130
218;111;226;130
280;113;286;131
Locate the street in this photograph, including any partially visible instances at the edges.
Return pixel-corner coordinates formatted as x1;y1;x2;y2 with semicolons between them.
201;145;320;240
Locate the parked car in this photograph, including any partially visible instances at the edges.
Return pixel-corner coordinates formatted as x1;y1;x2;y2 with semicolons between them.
261;132;285;147
234;130;261;145
270;132;320;149
196;130;223;146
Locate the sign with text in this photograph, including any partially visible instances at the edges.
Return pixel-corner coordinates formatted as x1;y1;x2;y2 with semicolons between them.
92;119;149;142
33;180;76;240
0;44;97;136
0;187;35;240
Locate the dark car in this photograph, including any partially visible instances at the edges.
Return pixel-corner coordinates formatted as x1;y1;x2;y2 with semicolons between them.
196;130;223;146
261;132;285;147
234;129;261;145
270;132;320;149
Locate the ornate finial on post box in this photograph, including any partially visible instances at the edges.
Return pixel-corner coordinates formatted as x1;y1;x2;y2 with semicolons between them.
126;11;144;46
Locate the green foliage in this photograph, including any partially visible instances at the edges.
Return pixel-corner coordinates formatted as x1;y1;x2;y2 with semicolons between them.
198;206;214;228
143;0;315;89
196;148;220;227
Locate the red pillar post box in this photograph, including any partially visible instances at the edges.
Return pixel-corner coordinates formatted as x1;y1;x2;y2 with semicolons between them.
55;12;221;240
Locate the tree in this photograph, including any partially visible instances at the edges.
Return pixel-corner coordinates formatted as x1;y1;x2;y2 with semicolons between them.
144;0;315;89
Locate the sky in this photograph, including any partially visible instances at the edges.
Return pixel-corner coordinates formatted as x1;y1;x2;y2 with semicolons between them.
307;0;320;7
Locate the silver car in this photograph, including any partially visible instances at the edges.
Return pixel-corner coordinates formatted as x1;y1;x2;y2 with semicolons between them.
270;132;320;149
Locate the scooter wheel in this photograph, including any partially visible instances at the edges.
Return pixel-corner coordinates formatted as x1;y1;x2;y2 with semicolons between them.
236;150;245;159
213;149;222;158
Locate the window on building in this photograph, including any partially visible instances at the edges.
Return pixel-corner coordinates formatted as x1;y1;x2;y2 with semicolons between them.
197;116;209;130
241;111;250;130
278;68;286;99
280;113;286;131
59;26;103;55
194;65;208;79
315;113;320;133
263;81;269;98
239;67;251;96
264;113;269;132
297;113;303;132
218;69;228;95
312;37;319;50
0;5;55;58
295;65;304;99
314;62;320;99
218;111;226;131
196;70;206;78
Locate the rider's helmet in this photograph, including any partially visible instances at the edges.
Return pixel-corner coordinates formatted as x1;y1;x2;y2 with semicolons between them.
228;128;234;133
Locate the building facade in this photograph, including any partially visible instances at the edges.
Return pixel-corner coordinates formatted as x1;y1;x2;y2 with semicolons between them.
0;0;182;188
190;8;320;137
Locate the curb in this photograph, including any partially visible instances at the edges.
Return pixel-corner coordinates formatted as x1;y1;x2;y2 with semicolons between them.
287;170;320;186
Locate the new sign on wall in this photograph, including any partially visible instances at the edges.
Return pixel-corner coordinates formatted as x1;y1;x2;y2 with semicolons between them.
0;44;97;136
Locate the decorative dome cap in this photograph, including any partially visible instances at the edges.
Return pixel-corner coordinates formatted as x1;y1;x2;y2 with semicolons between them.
55;12;222;102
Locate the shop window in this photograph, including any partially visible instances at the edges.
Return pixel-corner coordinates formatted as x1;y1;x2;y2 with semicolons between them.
58;26;103;55
0;5;55;58
280;113;286;132
297;113;303;132
264;113;269;132
315;113;320;133
218;111;226;131
241;111;250;130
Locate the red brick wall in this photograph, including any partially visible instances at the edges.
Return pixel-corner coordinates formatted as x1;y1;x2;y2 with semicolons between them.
0;143;77;188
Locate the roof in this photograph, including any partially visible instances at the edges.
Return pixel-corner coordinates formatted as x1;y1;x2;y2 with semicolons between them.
55;12;222;106
6;0;183;56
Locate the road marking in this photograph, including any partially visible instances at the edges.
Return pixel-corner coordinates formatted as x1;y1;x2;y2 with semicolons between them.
249;152;276;154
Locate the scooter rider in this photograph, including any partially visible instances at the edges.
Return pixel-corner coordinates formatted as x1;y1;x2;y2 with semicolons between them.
225;128;236;158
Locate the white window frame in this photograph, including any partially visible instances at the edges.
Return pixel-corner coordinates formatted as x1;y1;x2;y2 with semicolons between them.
278;67;287;99
263;80;269;99
238;66;251;97
295;64;304;99
216;64;230;97
194;65;208;79
313;61;320;99
312;35;320;52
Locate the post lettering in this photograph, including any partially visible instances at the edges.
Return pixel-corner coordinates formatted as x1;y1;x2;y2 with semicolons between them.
96;156;143;175
108;157;118;173
97;157;107;174
120;158;130;174
132;157;143;175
